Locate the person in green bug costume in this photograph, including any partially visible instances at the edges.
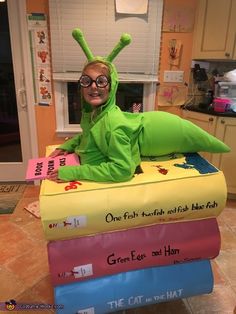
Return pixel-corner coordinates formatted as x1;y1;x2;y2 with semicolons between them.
47;29;230;183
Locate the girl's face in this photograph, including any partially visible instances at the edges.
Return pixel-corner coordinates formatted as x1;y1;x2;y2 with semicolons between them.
81;64;110;107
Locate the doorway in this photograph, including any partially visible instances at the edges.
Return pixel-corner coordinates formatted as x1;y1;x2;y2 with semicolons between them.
0;0;37;181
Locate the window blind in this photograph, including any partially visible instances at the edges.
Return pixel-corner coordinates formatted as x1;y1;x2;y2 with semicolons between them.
49;0;163;79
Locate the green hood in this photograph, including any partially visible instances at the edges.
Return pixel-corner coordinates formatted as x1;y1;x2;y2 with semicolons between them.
72;28;131;123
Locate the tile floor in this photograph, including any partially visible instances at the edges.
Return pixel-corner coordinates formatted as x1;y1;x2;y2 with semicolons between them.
0;185;236;314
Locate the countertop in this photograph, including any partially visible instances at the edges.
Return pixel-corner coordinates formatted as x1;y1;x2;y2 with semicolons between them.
181;104;236;118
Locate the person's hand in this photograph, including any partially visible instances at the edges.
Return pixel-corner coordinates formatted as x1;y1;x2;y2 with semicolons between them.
47;169;68;183
48;148;69;158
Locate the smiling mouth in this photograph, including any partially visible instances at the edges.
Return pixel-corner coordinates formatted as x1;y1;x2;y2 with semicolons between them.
89;93;101;97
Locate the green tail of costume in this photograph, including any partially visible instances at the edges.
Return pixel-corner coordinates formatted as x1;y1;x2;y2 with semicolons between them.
139;111;230;156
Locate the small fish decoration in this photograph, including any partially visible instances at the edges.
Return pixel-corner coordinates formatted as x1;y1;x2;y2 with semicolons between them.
153;165;168;175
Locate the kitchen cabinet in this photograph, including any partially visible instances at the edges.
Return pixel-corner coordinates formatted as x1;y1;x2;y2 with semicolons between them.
182;109;236;195
211;117;236;195
192;0;236;60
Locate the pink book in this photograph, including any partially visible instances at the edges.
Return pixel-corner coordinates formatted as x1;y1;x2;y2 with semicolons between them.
47;218;220;286
25;153;80;181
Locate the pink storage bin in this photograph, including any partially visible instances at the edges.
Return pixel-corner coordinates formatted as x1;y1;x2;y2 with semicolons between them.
213;98;231;112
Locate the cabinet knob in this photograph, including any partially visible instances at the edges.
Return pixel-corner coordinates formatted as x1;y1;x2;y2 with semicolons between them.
221;119;225;124
209;117;214;122
225;52;230;57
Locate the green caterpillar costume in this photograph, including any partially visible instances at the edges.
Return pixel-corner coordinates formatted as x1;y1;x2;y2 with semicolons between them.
58;29;230;183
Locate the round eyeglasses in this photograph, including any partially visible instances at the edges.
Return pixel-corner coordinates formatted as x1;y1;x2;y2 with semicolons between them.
79;75;110;88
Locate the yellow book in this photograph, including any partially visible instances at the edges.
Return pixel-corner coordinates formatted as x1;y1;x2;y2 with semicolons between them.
40;147;227;241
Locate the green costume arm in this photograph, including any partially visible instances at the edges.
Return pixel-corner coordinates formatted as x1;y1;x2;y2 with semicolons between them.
59;134;82;153
58;129;138;182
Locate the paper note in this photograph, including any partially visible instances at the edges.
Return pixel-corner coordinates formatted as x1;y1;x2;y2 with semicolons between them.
115;0;148;14
24;200;40;218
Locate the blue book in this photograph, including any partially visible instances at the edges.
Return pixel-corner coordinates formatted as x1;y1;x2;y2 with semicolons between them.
54;260;213;314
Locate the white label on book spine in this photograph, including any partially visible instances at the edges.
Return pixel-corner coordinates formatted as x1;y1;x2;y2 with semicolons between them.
73;264;93;278
77;307;95;314
66;215;87;228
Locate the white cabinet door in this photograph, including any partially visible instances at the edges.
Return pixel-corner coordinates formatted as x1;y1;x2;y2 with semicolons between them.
212;117;236;194
192;0;236;60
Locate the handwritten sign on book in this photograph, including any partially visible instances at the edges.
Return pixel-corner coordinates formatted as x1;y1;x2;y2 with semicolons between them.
26;154;80;181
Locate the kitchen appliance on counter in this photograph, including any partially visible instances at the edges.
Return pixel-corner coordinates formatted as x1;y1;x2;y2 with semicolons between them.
213;82;236;113
216;81;236;99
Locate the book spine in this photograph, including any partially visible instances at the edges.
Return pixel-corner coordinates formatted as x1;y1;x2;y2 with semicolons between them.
48;218;220;286
54;260;213;314
41;172;227;240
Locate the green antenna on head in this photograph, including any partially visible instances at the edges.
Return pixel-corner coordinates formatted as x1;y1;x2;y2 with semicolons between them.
72;28;132;63
106;33;131;62
72;28;94;61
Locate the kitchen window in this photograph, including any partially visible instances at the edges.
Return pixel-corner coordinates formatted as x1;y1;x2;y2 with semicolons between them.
67;82;143;125
49;0;163;136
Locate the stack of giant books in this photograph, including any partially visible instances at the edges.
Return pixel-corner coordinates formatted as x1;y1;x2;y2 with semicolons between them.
39;148;227;314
